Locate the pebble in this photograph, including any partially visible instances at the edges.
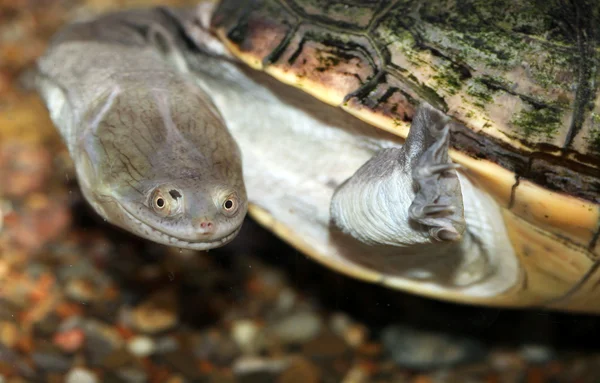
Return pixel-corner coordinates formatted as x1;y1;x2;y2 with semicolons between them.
65;367;98;383
231;320;261;354
302;331;348;360
490;350;527;371
155;336;179;354
162;349;202;380
381;324;486;370
344;324;368;348
0;322;18;348
102;349;136;370
214;336;242;365
127;335;156;357
0;300;18;322
233;356;289;374
65;278;98;303
0;257;8;281
0;344;34;378
341;365;369;383
330;313;352;337
58;316;84;332
33;313;61;337
131;289;178;334
83;320;124;366
272;311;322;344
276;288;297;312
278;357;321;383
115;367;148;383
31;348;73;372
87;300;121;323
53;328;85;353
520;344;555;364
6;193;71;251
0;142;51;198
233;356;289;383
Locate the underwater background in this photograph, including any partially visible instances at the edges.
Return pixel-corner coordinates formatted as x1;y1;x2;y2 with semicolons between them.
2;1;600;382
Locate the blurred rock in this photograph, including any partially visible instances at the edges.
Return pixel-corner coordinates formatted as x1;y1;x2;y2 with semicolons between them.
53;328;85;354
520;344;555;364
65;278;100;303
302;331;348;360
65;367;99;383
115;367;148;383
83;319;123;366
162;349;201;380
0;142;51;198
271;311;322;345
4;193;71;251
31;344;73;372
278;357;321;383
233;356;288;383
0;322;18;348
127;335;156;357
231;319;261;354
131;288;178;334
381;324;486;370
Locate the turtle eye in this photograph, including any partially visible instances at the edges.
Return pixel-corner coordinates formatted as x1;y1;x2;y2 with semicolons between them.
151;188;182;217
221;193;239;216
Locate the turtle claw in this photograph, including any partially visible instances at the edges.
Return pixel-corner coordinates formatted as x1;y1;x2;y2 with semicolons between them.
406;103;466;242
431;226;461;242
415;163;461;178
420;204;456;216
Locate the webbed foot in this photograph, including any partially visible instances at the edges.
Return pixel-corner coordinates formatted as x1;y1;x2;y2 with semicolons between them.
330;103;465;247
407;106;464;241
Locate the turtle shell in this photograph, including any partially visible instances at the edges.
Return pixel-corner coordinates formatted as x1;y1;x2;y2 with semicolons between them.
209;0;600;310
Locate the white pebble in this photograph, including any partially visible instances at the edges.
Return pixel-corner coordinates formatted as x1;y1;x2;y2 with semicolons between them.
231;320;260;353
272;311;322;344
65;368;98;383
329;312;352;337
127;335;156;357
276;288;296;312
233;356;289;375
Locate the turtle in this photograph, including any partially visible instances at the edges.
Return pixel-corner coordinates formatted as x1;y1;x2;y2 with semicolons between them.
32;0;600;313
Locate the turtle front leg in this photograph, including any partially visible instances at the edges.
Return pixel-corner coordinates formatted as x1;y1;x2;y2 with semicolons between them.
330;103;465;248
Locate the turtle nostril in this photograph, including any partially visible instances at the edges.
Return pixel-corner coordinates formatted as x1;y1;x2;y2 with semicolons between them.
196;219;214;234
200;221;212;229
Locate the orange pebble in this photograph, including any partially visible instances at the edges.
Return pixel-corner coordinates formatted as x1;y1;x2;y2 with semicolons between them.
116;325;134;340
199;360;214;374
412;375;433;383
55;302;84;318
29;274;55;302
527;367;545;383
53;328;85;353
246;277;264;294
15;334;33;353
148;366;171;383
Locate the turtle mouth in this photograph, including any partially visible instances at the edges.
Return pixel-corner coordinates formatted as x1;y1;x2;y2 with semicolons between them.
117;201;242;250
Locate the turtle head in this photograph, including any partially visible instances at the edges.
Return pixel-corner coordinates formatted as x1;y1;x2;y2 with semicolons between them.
75;80;247;249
